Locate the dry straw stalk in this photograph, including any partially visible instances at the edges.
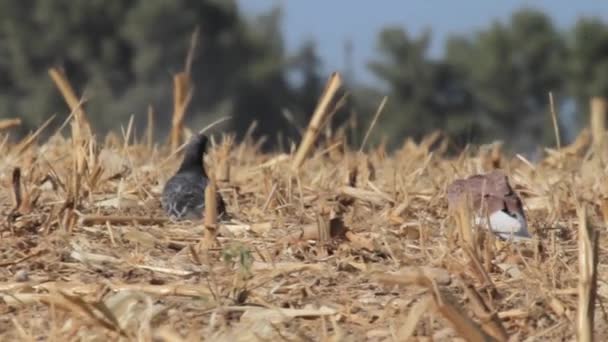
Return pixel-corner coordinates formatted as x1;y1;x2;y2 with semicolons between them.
0;118;21;131
291;72;342;172
577;205;599;342
590;97;607;156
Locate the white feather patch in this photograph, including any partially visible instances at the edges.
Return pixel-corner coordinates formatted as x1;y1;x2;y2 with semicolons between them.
474;210;531;241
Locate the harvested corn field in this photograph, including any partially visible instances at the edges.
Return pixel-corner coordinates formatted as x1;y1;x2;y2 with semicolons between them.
1;73;607;341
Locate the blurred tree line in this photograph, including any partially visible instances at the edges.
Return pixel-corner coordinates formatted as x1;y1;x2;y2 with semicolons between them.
0;1;607;152
369;10;608;150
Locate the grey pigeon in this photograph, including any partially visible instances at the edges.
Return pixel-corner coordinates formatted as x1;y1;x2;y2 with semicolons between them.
161;133;226;221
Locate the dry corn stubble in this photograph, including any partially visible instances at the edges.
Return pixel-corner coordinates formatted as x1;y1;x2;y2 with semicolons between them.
2;73;608;340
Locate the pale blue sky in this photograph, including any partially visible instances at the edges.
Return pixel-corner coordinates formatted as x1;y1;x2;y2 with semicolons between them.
237;1;608;86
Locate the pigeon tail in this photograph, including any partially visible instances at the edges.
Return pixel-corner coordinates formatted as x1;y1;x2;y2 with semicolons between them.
177;133;208;175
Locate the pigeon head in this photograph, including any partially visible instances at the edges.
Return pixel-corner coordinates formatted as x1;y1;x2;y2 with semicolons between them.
177;133;209;174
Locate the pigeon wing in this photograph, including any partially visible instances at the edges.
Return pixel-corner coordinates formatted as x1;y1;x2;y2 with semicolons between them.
161;173;206;220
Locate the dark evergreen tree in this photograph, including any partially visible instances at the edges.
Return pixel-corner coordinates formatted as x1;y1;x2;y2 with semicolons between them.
567;18;608;121
445;9;566;148
0;0;324;149
368;28;473;147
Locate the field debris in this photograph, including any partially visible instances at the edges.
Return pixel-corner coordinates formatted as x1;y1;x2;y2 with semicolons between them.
1;85;608;339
